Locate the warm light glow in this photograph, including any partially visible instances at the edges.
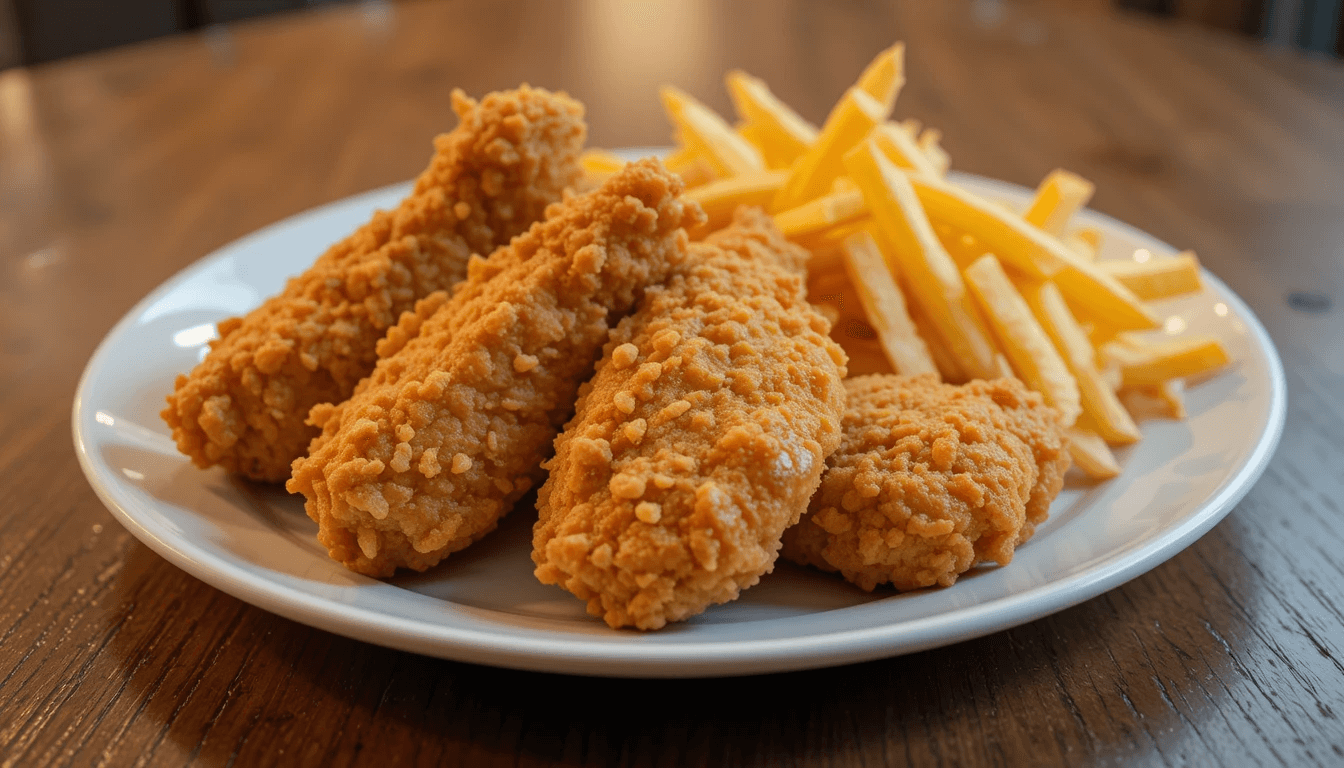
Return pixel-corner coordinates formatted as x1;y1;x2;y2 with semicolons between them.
1164;315;1187;335
1214;303;1229;317
1133;249;1151;263
95;412;115;426
122;468;145;481
25;245;63;271
0;69;34;137
578;0;714;135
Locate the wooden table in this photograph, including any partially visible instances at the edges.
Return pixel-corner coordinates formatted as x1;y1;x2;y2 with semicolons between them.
3;1;1342;764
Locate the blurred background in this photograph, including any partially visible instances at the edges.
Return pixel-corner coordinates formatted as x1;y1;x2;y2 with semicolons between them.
0;0;1340;70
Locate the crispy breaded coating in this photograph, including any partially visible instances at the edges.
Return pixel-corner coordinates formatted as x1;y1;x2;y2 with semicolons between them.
781;374;1069;592
287;159;704;576
162;86;586;481
533;208;848;630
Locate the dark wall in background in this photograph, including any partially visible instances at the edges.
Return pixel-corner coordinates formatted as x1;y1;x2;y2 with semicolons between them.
0;0;21;68
0;0;1337;69
2;0;352;67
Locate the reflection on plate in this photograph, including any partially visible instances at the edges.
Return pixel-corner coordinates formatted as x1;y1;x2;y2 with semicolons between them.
73;161;1285;677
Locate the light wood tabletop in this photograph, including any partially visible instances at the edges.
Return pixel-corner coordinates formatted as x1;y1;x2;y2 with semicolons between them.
2;1;1342;765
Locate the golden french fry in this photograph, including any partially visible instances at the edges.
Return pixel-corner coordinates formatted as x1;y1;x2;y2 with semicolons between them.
900;117;922;137
856;42;906;109
726;70;818;169
685;169;790;231
964;255;1082;426
580;148;627;175
841;231;940;377
906;298;967;383
1065;427;1121;480
907;174;1156;329
1024;169;1095;235
1054;259;1162;331
873;122;941;178
933;222;986;269
791;218;874;270
1119;380;1187;421
1100;251;1203;301
917;128;950;176
1103;335;1233;388
1099;357;1122;391
831;176;859;194
1076;227;1102;252
844;139;1002;381
660;85;764;177
663;146;719;188
774;88;889;210
1063;232;1097;261
806;266;893;376
907;175;1067;279
773;189;869;239
1021;281;1141;444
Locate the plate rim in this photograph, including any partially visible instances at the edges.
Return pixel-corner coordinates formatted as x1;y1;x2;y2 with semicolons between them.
72;169;1287;677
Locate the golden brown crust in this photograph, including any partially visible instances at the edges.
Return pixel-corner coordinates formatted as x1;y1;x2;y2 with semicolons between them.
780;374;1069;592
162;86;587;481
287;159;705;577
533;208;848;630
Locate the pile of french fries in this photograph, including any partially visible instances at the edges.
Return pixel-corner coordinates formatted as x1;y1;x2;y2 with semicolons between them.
580;43;1232;481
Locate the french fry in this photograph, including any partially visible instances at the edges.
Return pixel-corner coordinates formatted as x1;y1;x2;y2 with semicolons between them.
856;42;906;109
807;267;893;376
791;218;873;268
1099;356;1122;391
831;176;859;194
660;86;764;177
1053;259;1162;331
1063;232;1098;261
1119;380;1187;421
1021;281;1141;443
906;297;967;383
907;175;1068;279
841;231;939;377
774;88;889;210
964;255;1083;426
580;148;627;176
780;173;1156;328
663;146;719;188
685;169;790;232
1103;335;1233;388
1024;169;1095;235
933;222;987;269
773;189;869;239
918;128;950;176
726;70;818;169
1076;227;1102;252
899;117;922;137
844;140;1003;381
873;122;942;178
1100;251;1203;301
1064;428;1121;480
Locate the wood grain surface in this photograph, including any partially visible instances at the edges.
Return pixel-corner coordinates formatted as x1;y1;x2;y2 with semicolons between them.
2;1;1342;765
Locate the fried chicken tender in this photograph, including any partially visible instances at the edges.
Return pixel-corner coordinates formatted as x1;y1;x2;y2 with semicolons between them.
781;374;1069;592
287;159;704;576
163;86;586;481
533;208;848;630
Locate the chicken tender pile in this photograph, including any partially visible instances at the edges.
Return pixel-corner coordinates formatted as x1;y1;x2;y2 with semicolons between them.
533;208;848;629
163;86;586;481
781;374;1069;592
287;159;704;577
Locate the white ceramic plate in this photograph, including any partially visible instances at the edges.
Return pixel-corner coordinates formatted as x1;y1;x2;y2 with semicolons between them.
73;159;1285;678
